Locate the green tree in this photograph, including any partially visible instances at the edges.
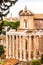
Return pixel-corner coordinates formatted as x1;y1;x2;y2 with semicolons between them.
0;21;3;34
12;21;20;30
0;0;18;20
3;20;9;26
31;60;41;65
0;45;5;58
0;20;20;34
2;20;20;30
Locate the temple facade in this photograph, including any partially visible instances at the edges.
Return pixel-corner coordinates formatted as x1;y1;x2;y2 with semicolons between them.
1;6;43;61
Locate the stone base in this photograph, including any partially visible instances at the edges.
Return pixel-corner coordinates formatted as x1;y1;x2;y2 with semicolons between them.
33;58;37;60
19;58;22;61
6;56;8;59
16;57;19;59
23;59;27;61
28;58;32;61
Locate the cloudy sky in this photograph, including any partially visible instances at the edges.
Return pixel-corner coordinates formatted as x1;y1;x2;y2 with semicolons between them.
7;0;43;17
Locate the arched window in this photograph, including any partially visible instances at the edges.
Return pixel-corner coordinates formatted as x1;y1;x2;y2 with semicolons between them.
24;20;27;28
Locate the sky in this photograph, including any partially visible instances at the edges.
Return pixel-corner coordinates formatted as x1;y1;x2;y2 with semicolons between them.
7;0;43;17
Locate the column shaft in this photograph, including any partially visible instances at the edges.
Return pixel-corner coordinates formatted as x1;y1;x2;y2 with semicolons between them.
19;36;22;60
6;35;8;58
12;35;15;58
9;35;11;58
16;36;18;59
23;36;26;61
33;36;37;59
36;36;39;50
28;36;32;61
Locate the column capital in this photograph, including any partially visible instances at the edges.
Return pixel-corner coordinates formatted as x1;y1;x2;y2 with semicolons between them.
23;36;25;37
19;36;22;38
34;35;37;37
39;35;41;38
29;35;31;37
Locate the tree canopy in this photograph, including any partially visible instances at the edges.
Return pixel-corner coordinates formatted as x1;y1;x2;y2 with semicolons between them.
0;0;18;20
3;20;20;29
0;20;20;34
0;21;3;34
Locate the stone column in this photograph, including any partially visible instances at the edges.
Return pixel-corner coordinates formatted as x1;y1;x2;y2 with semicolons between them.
19;36;22;61
9;35;11;58
33;36;37;60
36;36;39;50
39;35;41;59
16;36;18;59
28;36;32;61
23;36;26;61
6;35;9;59
12;35;15;58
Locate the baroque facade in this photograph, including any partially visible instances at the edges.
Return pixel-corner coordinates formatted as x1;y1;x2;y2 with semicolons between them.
0;6;43;61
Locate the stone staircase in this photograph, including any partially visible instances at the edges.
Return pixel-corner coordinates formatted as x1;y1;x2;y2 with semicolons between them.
2;58;19;65
18;61;29;65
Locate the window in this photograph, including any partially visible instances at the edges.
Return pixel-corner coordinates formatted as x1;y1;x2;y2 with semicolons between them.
24;20;27;28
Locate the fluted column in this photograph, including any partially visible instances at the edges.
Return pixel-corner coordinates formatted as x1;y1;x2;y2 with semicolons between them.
28;36;32;61
6;35;9;59
16;36;18;59
23;36;26;61
12;35;15;58
19;36;22;61
33;36;37;59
